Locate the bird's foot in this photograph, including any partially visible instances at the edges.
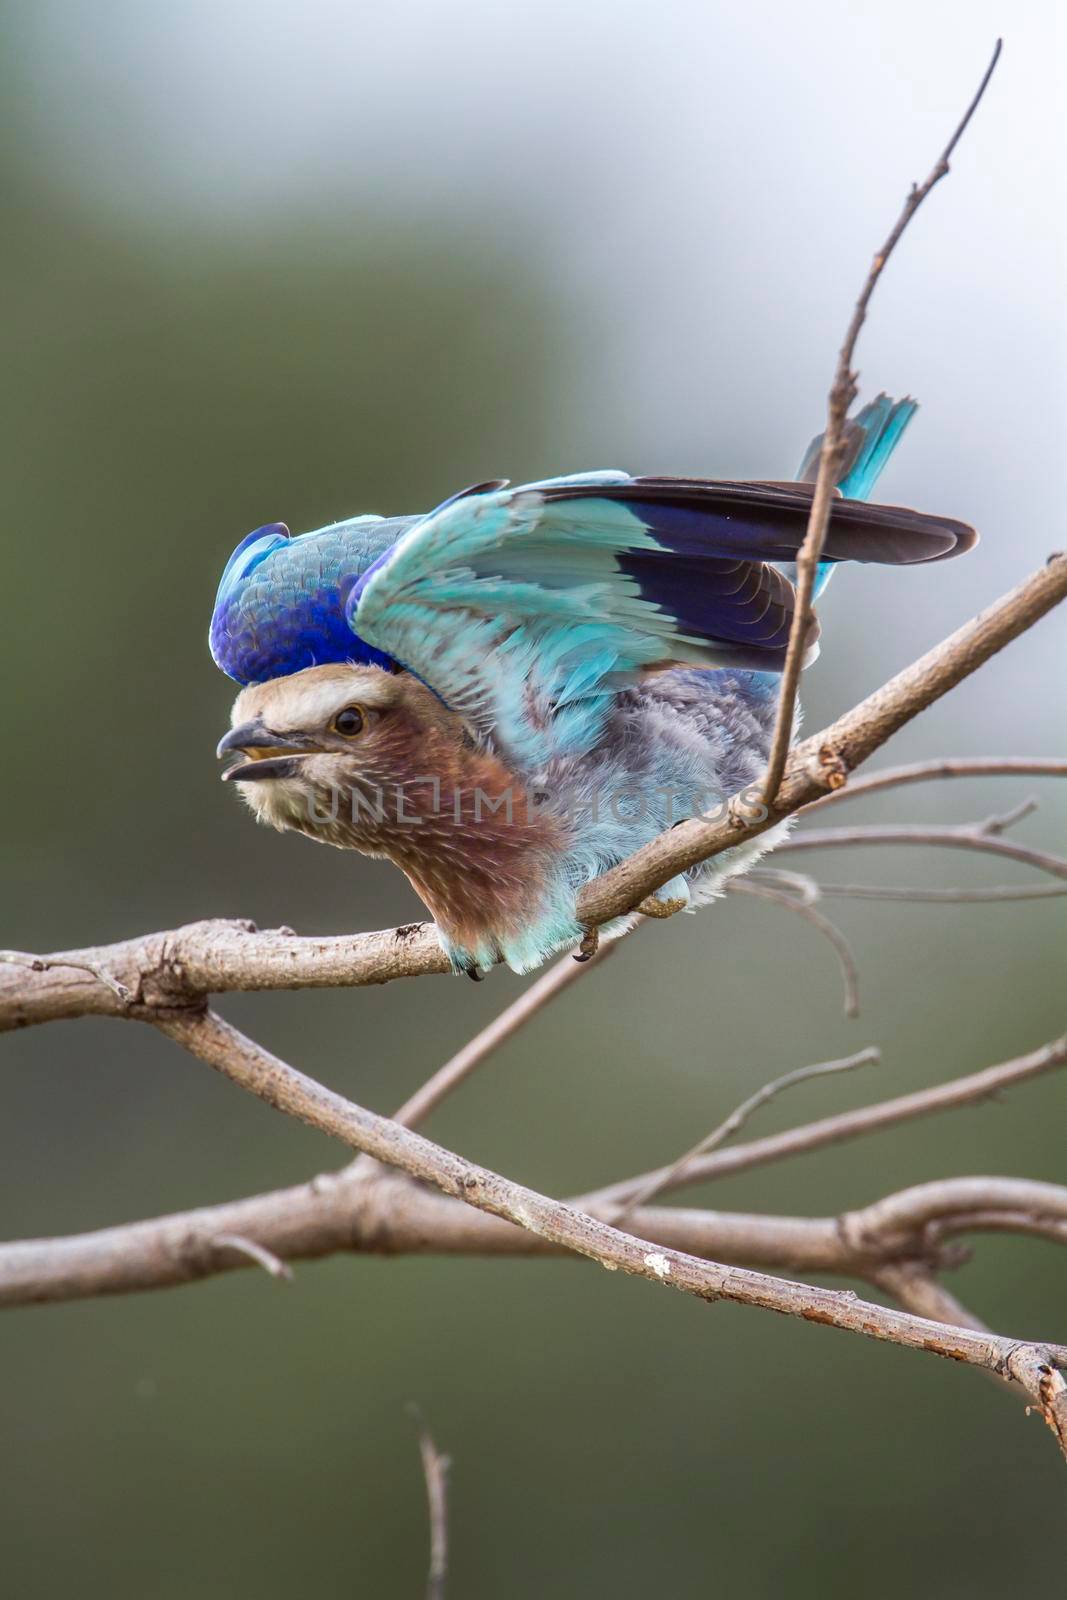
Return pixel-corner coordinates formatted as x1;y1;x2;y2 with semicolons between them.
573;928;600;963
636;875;692;920
637;895;688;919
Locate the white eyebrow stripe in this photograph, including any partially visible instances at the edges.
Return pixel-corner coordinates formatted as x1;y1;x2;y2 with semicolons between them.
234;665;398;730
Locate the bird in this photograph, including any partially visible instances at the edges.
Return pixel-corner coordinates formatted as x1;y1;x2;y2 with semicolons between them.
211;396;976;977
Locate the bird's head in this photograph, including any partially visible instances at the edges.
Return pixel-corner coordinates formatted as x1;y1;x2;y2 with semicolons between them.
217;663;467;841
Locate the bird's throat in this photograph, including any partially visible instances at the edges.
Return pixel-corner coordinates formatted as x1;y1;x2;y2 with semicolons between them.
312;734;571;964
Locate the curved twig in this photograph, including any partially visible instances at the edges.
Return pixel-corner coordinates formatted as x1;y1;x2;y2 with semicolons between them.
775;823;1067;881
410;1407;450;1600
724;877;861;1017
213;1232;293;1281
612;1047;879;1223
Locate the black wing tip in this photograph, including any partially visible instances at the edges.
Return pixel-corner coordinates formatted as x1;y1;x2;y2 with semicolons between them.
538;476;978;563
835;495;979;561
933;517;980;559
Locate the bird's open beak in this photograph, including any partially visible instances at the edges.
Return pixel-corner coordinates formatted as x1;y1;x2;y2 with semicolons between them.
217;719;315;782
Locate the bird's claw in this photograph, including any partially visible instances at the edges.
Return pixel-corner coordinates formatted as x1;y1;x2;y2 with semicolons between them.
573;928;600;962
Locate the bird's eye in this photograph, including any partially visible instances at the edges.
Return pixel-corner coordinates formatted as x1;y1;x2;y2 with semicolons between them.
331;705;365;738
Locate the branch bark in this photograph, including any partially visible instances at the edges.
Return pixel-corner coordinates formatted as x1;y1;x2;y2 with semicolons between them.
5;1169;1067;1301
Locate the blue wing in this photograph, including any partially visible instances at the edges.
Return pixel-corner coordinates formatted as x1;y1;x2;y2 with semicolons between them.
208;396;975;738
349;448;974;771
349;474;799;770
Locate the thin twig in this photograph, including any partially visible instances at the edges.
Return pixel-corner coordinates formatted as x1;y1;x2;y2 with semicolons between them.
746;859;1067;905
980;795;1040;835
724;878;861;1017
390;933;622;1130
213;1232;293;1281
410;1406;450;1600
0;950;132;1007
802;756;1067;815
774;822;1067;881
817;881;1067;904
612;1047;879;1224
745;866;822;904
576;553;1067;932
761;39;1003;804
587;1033;1067;1210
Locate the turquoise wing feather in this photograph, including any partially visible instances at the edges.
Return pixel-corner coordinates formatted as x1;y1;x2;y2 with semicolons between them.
349;452;972;773
350;475;767;771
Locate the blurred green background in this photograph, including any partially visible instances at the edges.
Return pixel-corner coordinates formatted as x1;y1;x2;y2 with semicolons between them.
2;2;1065;1595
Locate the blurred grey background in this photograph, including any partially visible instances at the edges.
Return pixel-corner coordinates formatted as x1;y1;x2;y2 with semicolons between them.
2;1;1065;1595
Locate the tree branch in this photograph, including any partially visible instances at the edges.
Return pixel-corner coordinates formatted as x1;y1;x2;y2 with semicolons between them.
775;822;1067;881
3;552;1064;1036
801;755;1067;815
587;1032;1067;1208
811;881;1067;905
578;553;1067;928
612;1047;879;1223
723;878;861;1017
761;38;1002;802
388;934;622;1131
3;1005;1065;1449
5;1161;1066;1301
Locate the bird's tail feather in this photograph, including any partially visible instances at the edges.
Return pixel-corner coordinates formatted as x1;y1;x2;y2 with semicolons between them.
796;392;921;596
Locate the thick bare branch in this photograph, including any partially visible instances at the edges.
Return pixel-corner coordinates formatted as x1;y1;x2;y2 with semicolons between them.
761;40;1003;802
3;1007;1065;1446
841;1178;1067;1256
4;552;1063;1037
5;1164;1066;1304
0;917;450;1033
